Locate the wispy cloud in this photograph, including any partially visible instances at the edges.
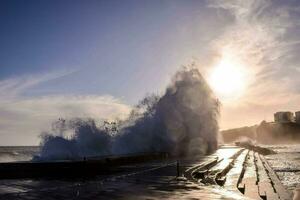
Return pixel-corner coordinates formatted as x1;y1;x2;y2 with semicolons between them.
0;72;131;145
207;0;300;128
0;70;76;101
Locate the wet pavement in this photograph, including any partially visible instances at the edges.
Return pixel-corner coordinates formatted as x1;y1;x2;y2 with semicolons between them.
0;146;292;200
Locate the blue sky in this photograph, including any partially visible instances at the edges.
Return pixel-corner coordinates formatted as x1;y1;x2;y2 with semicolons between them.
1;0;300;145
0;0;223;103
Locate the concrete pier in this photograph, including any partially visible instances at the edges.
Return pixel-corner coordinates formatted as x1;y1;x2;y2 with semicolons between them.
183;146;292;199
0;146;293;200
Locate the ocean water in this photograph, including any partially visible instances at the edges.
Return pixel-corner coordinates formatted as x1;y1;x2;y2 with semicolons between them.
0;146;39;163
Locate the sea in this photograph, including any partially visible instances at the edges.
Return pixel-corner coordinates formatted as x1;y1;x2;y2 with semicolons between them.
0;146;39;163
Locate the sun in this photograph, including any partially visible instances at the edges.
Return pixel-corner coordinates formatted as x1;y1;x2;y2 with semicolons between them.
209;56;247;100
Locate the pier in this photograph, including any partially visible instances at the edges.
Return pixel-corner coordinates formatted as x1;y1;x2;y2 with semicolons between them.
0;145;292;199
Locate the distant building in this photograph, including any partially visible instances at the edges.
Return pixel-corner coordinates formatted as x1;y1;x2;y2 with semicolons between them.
295;111;300;124
274;111;294;123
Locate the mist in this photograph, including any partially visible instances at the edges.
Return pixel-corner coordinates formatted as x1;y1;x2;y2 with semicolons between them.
36;68;220;161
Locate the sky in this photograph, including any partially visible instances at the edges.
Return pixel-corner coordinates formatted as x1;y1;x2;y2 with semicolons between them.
0;0;300;145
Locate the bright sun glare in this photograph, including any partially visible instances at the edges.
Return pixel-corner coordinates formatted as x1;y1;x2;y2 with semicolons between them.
209;56;247;100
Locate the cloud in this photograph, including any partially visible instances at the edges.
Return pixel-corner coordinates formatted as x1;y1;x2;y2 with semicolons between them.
0;70;78;101
207;0;300;129
210;0;300;91
0;73;131;145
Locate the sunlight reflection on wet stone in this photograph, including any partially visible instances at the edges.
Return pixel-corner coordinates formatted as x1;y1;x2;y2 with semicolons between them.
0;146;248;200
0;145;297;199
